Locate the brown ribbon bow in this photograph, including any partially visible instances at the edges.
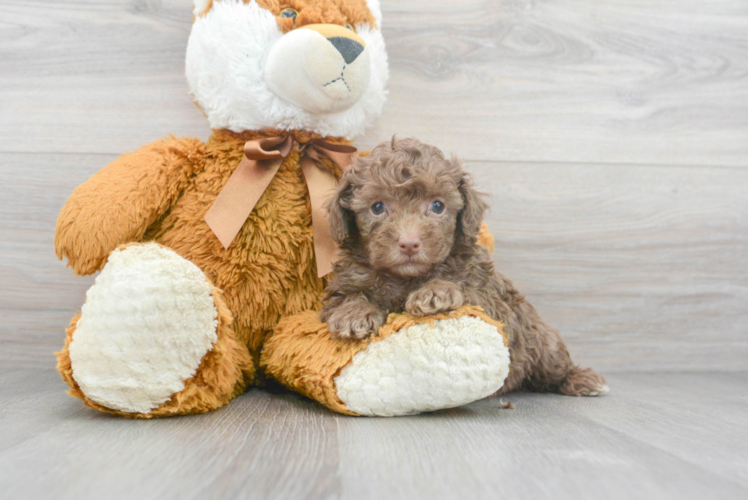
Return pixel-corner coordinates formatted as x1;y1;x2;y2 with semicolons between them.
204;135;357;278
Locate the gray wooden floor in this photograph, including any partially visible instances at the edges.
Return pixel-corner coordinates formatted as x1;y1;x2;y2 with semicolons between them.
1;368;747;500
1;0;747;498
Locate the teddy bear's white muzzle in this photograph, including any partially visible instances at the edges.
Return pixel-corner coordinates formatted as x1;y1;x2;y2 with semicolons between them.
264;25;371;114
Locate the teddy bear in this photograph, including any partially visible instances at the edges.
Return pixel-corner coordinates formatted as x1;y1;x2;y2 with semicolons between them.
53;0;511;418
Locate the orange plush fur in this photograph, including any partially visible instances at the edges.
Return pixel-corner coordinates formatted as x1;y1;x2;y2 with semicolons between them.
55;130;348;398
55;0;500;417
57;284;252;418
54;130;495;417
54;128;496;416
195;0;376;30
261;305;506;415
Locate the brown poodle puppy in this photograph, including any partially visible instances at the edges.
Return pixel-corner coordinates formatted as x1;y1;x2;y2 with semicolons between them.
320;137;608;396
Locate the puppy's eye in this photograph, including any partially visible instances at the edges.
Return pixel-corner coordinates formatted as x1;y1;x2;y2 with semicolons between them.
371;202;386;216
431;201;445;215
345;22;355;31
280;8;298;21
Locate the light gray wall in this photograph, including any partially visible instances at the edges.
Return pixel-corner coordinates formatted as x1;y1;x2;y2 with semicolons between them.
1;0;746;371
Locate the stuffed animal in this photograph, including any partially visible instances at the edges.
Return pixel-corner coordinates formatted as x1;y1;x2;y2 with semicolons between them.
54;0;510;418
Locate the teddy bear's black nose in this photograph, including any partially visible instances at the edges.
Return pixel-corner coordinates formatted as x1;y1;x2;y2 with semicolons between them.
328;37;364;64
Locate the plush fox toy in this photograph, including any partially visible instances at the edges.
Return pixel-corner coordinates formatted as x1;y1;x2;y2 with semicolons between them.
54;0;511;417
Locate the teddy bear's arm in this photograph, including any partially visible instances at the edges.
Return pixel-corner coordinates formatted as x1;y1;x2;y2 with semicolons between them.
55;137;204;275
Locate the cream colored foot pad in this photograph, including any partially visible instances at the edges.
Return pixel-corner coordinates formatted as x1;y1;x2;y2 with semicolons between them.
335;315;510;417
69;243;218;413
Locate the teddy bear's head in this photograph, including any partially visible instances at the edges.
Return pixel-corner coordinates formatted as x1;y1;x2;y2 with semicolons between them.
187;0;388;139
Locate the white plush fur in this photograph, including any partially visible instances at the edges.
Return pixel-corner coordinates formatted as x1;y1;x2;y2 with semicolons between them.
192;0;211;16
186;0;388;139
365;0;382;26
334;316;511;417
263;27;371;114
68;244;218;414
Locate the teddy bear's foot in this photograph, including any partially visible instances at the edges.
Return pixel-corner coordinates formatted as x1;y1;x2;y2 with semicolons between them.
262;306;510;417
56;242;254;418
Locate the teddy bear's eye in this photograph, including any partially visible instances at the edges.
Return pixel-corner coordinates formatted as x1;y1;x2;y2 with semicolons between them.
431;201;445;215
280;8;298;21
371;202;386;216
345;23;354;31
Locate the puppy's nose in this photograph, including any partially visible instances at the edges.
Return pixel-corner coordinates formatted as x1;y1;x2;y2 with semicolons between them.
398;235;421;256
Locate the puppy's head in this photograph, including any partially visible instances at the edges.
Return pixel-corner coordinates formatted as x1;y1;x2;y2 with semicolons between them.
329;138;487;277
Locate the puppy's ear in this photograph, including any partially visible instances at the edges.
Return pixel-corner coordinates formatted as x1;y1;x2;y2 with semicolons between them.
455;160;488;244
327;172;358;246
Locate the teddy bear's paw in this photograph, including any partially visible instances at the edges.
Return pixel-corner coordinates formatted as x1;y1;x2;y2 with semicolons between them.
67;243;219;414
334;315;511;416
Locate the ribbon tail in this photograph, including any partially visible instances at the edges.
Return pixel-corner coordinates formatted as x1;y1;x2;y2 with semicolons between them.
205;156;283;249
300;156;341;278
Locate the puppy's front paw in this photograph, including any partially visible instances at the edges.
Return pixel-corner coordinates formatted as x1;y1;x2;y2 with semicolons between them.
406;280;465;317
325;299;387;340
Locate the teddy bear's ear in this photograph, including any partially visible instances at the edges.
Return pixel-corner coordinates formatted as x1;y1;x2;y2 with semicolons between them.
193;0;211;16
327;173;358;246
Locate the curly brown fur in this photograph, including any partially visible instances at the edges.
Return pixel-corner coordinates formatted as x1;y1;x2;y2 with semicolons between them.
321;137;608;396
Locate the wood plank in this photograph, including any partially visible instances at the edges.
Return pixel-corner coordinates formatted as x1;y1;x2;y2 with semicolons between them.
470;160;748;372
0;367;342;500
0;1;747;166
365;0;748;165
553;372;748;486
336;373;748;499
0;0;210;154
0;153;104;366
2;152;747;371
1;368;747;500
